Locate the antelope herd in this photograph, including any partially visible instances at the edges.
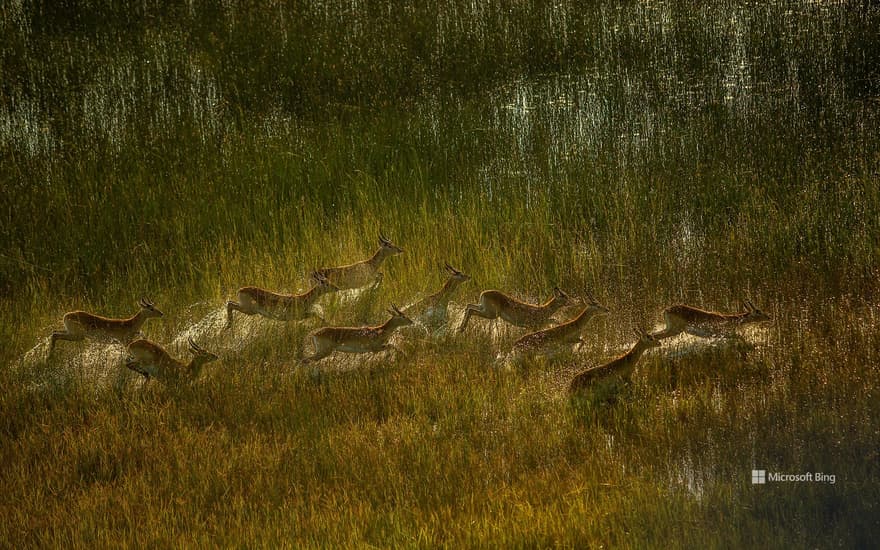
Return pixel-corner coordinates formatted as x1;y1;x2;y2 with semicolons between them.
46;234;771;396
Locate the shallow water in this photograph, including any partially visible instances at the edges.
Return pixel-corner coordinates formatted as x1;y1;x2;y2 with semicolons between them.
20;339;134;393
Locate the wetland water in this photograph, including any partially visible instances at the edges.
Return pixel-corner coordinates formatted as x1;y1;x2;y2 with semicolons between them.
2;2;879;547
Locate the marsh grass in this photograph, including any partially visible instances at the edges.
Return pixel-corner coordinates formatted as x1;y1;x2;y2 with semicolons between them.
2;1;880;547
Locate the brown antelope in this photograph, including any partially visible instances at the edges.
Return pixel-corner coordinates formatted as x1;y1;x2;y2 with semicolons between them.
457;286;577;333
49;297;163;354
652;300;771;340
315;234;403;290
225;272;339;329
511;291;609;355
568;329;660;394
126;337;218;383
405;262;470;330
301;304;414;364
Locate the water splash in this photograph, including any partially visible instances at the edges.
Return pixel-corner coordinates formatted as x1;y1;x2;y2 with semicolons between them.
18;339;137;394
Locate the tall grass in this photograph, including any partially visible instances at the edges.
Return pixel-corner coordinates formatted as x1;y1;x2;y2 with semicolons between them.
1;1;879;546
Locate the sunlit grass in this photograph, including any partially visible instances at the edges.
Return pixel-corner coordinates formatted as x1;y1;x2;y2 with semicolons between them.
2;1;879;547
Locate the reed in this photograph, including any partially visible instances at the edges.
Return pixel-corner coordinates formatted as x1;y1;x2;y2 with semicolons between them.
1;1;878;547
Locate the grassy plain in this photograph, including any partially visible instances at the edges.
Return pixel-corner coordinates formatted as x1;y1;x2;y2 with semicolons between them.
1;1;879;547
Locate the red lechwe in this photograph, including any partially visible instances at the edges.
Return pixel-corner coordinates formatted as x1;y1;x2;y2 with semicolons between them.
225;271;339;329
404;262;470;331
457;286;577;333
126;337;218;383
652;300;771;339
568;329;661;394
315;234;403;291
510;291;609;357
49;297;164;355
301;304;414;364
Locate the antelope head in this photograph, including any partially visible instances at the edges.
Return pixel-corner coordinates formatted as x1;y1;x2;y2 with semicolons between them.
742;300;771;323
387;304;414;329
378;233;404;255
551;286;577;307
138;297;164;318
633;328;661;350
187;337;218;376
444;262;471;283
584;290;610;314
311;271;340;293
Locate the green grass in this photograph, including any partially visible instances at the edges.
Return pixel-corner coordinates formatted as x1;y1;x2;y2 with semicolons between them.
2;1;880;547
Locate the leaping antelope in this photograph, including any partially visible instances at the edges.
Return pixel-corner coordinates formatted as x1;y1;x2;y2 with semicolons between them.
457;286;577;333
405;262;470;330
652;300;771;340
511;291;609;355
225;272;339;329
126;337;218;383
301;304;414;364
315;234;403;291
568;329;660;394
49;297;164;354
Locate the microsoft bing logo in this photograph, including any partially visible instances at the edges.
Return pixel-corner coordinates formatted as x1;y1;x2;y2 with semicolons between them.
750;469;836;484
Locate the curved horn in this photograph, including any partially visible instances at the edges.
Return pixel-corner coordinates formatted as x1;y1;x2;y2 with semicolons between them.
379;233;391;245
585;289;597;304
188;337;206;354
391;304;404;316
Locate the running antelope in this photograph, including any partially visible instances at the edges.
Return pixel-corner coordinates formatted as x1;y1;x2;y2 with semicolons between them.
405;262;470;330
457;286;577;333
568;329;661;394
511;291;609;355
49;298;163;354
225;272;339;329
652;300;771;340
126;337;218;382
301;304;413;364
315;234;403;290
